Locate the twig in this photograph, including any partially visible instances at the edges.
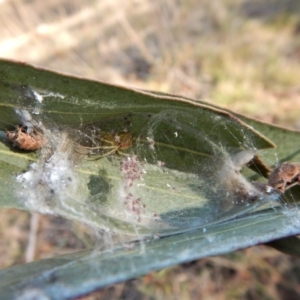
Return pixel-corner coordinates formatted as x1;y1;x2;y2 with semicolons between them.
25;213;40;263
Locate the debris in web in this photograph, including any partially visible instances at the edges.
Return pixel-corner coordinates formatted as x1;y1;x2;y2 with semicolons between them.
120;155;146;222
268;162;300;193
8;110;81;214
5;124;46;150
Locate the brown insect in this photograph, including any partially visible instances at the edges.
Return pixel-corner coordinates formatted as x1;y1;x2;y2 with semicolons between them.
268;162;300;193
5;125;45;151
79;131;133;159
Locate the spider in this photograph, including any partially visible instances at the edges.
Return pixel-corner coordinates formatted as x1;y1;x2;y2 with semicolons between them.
78;131;133;160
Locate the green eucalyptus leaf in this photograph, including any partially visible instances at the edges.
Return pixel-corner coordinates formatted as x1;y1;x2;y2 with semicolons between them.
156;91;300;169
0;59;279;237
266;236;300;258
1;60;300;298
1;208;300;299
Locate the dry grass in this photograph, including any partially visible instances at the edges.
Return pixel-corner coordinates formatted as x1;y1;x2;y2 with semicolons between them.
1;0;300;299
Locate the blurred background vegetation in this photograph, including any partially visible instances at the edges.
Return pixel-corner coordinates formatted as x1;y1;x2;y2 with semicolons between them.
1;0;300;299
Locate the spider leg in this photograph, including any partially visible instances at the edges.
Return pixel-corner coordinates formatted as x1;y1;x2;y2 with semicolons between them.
74;144;116;156
116;150;130;157
86;147;118;160
82;145;117;150
99;138;115;145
